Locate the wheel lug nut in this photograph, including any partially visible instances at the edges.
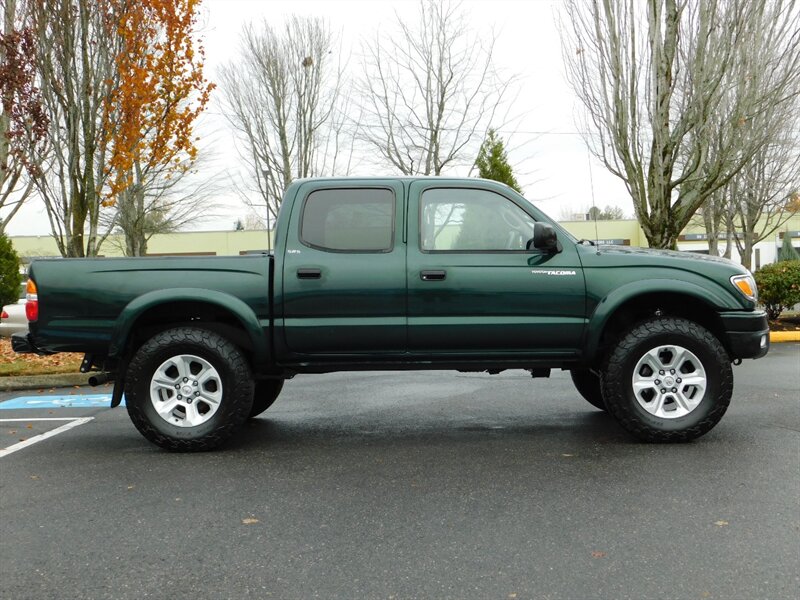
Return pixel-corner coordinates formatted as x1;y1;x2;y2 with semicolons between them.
670;369;675;374
194;391;199;396
659;370;665;375
672;387;677;393
187;398;193;404
661;388;666;393
192;381;198;386
177;394;182;400
175;384;180;389
655;379;661;385
677;378;682;383
183;378;188;382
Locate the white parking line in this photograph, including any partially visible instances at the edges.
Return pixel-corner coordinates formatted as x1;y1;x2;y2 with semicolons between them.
0;417;94;458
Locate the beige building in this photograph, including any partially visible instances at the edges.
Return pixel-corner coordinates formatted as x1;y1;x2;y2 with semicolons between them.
10;213;800;270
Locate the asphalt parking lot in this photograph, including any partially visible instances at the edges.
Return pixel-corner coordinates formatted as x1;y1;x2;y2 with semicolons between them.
1;344;798;600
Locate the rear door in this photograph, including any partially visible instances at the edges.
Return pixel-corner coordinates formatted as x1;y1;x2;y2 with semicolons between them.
407;181;586;357
281;181;406;355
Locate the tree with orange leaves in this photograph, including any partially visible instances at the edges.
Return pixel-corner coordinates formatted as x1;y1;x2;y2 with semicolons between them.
104;0;214;255
28;0;213;257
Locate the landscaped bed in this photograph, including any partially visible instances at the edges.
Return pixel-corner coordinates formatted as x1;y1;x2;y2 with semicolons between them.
770;312;800;331
0;338;82;377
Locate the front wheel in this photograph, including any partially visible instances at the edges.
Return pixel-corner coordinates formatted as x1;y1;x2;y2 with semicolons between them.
125;327;254;451
600;317;732;442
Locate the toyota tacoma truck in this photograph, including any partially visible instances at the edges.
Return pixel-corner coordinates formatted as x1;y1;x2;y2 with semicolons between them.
13;177;770;451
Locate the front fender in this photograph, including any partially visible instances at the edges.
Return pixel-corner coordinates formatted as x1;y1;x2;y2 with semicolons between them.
108;288;269;363
584;279;735;358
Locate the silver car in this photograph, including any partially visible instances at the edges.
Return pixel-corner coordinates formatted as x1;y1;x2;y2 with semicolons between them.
0;301;27;338
1;282;29;338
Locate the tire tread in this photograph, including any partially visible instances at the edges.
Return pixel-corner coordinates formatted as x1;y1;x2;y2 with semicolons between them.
125;327;253;452
600;317;732;442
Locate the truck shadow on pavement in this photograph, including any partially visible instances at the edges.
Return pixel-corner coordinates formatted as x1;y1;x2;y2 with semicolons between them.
222;410;635;452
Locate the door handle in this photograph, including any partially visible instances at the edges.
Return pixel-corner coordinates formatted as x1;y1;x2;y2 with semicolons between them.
420;270;446;281
297;268;322;279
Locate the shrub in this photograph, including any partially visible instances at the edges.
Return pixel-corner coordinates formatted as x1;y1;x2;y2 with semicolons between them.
754;260;800;320
0;234;22;308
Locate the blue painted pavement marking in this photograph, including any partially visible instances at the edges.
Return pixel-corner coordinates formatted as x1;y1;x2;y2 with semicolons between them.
0;394;125;409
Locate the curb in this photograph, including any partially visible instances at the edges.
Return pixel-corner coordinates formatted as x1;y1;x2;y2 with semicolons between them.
770;331;800;343
0;373;90;392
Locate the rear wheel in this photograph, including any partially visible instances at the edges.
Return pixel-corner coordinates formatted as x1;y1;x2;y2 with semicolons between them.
600;317;732;442
569;369;606;411
249;379;284;418
125;327;254;451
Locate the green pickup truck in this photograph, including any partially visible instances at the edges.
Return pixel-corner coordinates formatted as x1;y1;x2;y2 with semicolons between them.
14;177;769;450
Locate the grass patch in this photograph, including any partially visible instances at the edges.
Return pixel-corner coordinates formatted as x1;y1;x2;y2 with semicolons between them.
0;338;82;377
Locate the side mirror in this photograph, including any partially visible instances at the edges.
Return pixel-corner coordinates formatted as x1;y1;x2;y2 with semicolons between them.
528;223;558;253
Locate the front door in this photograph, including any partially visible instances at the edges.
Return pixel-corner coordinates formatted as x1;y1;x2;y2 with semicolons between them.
407;181;586;357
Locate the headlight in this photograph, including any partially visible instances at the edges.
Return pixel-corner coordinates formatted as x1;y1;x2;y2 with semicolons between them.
730;273;757;302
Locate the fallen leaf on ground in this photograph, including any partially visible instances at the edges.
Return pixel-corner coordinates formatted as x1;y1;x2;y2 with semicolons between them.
714;520;729;527
242;517;259;525
591;551;607;558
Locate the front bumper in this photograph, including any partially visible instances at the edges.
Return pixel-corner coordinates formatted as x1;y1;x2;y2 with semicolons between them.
720;311;770;360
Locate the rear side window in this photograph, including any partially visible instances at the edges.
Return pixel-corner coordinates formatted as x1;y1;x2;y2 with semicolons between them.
300;188;395;252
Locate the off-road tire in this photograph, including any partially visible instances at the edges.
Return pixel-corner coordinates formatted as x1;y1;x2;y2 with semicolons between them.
125;327;254;451
570;369;606;411
600;317;732;442
249;380;284;418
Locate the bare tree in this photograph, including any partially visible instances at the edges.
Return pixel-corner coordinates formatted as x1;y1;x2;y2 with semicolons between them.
101;153;222;257
28;0;123;257
559;0;800;249
358;0;511;176
0;0;47;234
729;139;800;270
699;3;800;268
219;16;345;222
697;192;734;258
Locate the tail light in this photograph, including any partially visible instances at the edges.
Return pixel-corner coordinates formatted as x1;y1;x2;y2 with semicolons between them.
1;310;8;320
25;279;38;322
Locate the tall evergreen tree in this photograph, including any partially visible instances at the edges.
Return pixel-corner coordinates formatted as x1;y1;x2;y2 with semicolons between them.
475;129;522;193
0;233;22;307
778;233;800;261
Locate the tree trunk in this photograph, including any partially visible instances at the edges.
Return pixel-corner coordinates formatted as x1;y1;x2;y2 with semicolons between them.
703;208;719;256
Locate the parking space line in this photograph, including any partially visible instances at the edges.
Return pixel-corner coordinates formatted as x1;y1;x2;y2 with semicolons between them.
0;417;94;458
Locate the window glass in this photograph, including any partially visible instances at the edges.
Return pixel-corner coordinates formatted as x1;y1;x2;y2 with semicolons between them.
420;188;536;251
301;188;394;252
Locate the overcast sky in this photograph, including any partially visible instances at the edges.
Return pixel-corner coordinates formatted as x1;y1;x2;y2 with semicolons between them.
6;0;629;237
